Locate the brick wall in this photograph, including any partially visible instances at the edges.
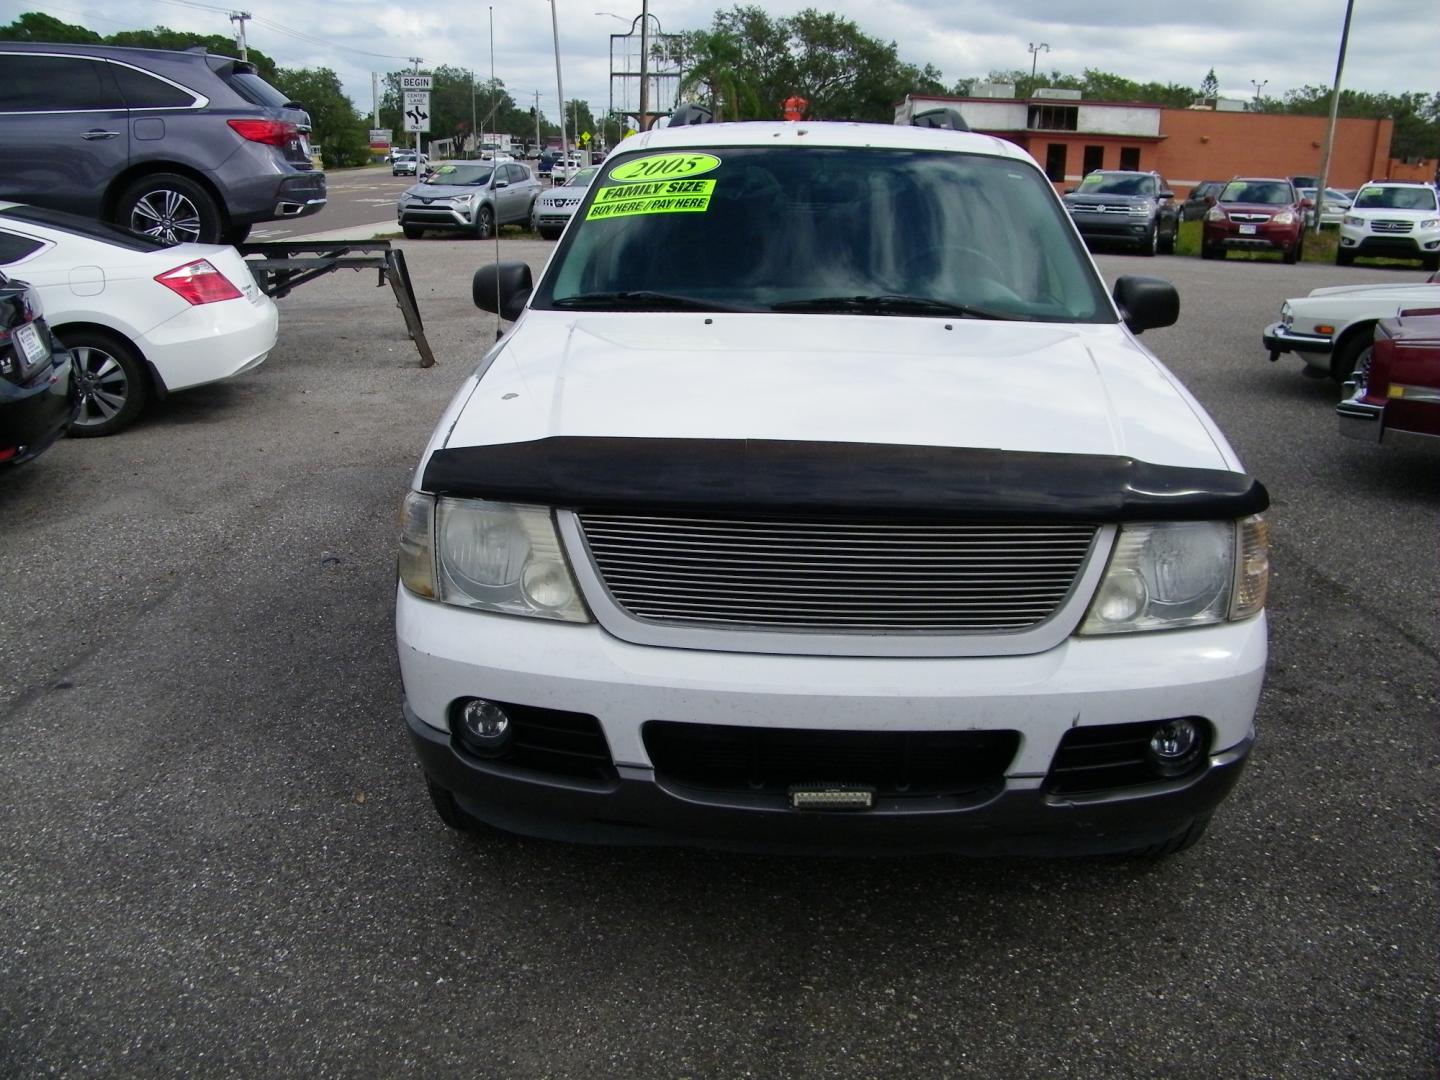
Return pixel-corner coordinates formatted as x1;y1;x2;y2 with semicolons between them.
1157;110;1392;194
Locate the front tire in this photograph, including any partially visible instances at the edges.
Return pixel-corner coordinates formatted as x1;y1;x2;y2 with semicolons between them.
1282;236;1301;264
1336;247;1355;267
1139;224;1158;257
1158;220;1177;255
1423;253;1440;273
1332;329;1374;383
115;172;222;245
61;328;151;437
402;225;425;239
474;204;495;240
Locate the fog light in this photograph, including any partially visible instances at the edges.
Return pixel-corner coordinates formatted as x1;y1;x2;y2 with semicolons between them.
456;698;512;757
1147;718;1203;777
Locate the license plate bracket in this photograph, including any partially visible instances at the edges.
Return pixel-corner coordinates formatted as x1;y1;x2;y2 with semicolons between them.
13;321;49;374
1239;224;1258;235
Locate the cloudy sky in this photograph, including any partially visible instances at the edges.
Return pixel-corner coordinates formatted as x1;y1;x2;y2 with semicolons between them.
3;0;1434;128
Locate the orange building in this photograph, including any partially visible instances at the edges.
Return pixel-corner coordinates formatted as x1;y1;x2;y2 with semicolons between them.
896;93;1394;195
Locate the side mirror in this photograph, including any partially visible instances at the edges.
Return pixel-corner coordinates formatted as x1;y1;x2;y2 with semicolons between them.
1204;195;1217;205
495;180;509;189
1159;189;1175;200
1112;275;1179;335
473;262;534;322
1300;197;1315;209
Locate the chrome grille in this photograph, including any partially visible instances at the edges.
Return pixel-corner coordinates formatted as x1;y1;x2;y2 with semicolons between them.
1371;219;1413;234
1230;213;1271;223
577;514;1098;633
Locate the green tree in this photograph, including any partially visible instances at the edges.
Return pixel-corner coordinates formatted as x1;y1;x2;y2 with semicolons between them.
1199;68;1220;101
0;11;101;42
277;67;368;166
105;26;280;83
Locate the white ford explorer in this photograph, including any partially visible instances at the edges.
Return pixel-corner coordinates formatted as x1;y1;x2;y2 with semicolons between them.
396;120;1270;857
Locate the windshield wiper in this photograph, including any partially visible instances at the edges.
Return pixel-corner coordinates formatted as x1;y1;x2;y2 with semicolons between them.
552;291;741;313
768;294;1016;319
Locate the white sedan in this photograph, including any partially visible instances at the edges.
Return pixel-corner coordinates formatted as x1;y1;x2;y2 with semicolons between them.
0;202;277;436
1262;271;1440;381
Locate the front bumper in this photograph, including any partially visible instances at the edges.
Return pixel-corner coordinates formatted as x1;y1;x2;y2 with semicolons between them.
1339;232;1440;259
398;586;1267;853
1071;215;1153;242
1263;321;1334;362
408;703;1252;855
397;202;481;230
1207;226;1298;252
1336;395;1383;441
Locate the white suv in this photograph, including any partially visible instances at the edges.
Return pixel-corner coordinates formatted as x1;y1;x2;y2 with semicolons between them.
396;121;1270;858
1338;181;1440;271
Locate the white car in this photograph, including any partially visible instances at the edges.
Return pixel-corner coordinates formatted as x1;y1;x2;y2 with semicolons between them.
397;121;1270;858
1337;181;1440;271
1297;186;1352;227
550;155;588;184
530;165;600;239
0;202;277;435
1262;271;1440;380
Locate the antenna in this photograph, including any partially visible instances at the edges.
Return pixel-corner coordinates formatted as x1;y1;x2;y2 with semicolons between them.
490;6;502;339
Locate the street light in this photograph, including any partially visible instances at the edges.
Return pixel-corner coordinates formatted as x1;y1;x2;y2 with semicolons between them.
1250;79;1268;109
547;0;568;156
1028;42;1050;82
595;8;663;131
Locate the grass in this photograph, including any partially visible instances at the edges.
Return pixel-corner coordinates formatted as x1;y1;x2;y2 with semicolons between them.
1171;219;1420;268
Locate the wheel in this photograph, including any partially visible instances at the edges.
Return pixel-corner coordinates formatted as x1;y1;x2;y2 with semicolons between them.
402;225;425;240
473;204;495;240
1158;221;1177;255
1331;328;1374;383
1336;247;1354;267
115;172;222;245
1139;224;1158;257
1282;237;1300;264
221;223;251;246
1124;815;1211;858
1201;244;1225;260
425;777;480;833
538;227;561;240
1423;253;1440;272
60;328;151;437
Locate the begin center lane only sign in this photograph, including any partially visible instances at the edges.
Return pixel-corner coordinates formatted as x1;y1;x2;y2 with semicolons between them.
400;74;432;91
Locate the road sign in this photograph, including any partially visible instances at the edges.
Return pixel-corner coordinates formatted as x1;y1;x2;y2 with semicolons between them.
579;131;591;146
400;74;432;91
403;91;431;133
368;128;392;149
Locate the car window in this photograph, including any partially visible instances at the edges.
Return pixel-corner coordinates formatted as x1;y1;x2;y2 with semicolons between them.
505;164;527;184
222;69;296;109
1353;186;1438;211
1077;174;1153;196
0;230;46;264
0;54;126;111
108;63;197;108
425;164;493;186
535;146;1111;323
0;205;167;251
1220;181;1292;205
567;167;600;188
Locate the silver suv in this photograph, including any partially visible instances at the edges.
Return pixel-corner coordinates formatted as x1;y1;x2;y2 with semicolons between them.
0;43;326;245
396;161;539;240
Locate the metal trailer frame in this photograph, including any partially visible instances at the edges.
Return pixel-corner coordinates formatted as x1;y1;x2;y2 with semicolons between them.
237;240;435;367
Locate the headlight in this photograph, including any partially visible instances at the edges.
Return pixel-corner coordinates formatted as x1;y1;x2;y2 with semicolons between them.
1206;206;1226;223
1421;219;1440;229
399;496;589;621
1343;215;1363;227
1279;301;1293;327
1129;204;1150;215
1080;516;1268;634
1272;210;1295;225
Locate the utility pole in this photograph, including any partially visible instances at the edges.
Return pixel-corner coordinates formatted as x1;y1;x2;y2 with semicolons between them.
470;69;477;158
638;0;650;130
1314;0;1355;235
1250;79;1268;110
1027;42;1049;83
371;72;379;128
534;90;542;157
229;11;251;62
548;0;568;156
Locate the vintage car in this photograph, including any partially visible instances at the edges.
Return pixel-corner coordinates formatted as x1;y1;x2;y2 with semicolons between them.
1337;307;1440;445
1263;270;1440;381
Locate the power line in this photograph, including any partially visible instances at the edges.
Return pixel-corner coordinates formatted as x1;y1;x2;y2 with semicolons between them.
147;0;414;62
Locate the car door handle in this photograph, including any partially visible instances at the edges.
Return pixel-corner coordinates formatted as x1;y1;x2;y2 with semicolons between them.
81;130;120;140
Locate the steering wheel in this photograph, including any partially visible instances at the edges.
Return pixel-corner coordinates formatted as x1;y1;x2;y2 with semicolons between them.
902;244;1022;303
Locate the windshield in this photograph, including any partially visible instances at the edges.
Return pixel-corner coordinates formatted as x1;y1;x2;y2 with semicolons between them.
1077;173;1155;196
424;164;493;186
1220;181;1293;205
567;166;600;188
533;146;1111;322
1353;186;1438;211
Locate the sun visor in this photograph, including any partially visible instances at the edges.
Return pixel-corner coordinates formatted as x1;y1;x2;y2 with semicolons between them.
421;438;1269;522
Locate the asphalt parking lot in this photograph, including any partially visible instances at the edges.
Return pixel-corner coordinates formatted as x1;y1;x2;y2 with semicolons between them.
2;241;1435;1078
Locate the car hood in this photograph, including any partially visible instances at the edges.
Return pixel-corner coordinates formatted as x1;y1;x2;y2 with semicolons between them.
1300;280;1440;301
1066;194;1151;209
403;183;481;198
1217;202;1295;214
441;312;1230;471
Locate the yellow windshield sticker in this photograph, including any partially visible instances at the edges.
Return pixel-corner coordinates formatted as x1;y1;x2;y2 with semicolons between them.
585;178;716;220
607;153;721;183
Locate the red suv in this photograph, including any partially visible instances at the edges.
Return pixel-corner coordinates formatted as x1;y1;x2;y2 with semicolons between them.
1202;178;1307;263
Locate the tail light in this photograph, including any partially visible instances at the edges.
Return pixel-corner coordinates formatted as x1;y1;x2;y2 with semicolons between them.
227;118;298;146
154;260;244;305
